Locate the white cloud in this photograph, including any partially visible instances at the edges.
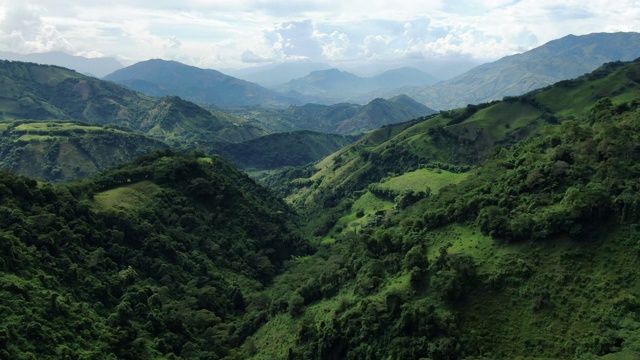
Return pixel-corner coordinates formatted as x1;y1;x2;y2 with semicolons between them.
0;0;638;70
241;50;271;63
0;3;74;53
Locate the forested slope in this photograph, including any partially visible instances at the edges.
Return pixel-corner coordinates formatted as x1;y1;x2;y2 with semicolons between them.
238;59;640;359
0;151;310;359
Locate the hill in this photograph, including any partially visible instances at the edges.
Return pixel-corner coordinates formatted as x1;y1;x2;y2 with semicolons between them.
227;95;436;135
0;60;281;175
104;59;296;107
0;120;168;182
214;131;358;170
0;151;311;359
242;58;640;359
276;67;438;104
412;32;640;110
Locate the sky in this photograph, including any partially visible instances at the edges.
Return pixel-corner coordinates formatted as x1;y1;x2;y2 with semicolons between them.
0;0;639;72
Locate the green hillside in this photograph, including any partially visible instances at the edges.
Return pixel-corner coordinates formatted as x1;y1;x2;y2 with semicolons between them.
0;120;169;182
0;151;310;359
0;60;266;146
214;131;358;170
235;59;640;359
3;55;640;360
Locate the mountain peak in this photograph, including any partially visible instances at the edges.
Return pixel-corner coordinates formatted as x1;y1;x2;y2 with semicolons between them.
104;59;295;107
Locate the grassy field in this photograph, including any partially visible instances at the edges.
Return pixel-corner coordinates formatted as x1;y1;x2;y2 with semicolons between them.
15;134;60;142
13;122;106;133
462;102;542;140
378;168;470;194
93;181;162;211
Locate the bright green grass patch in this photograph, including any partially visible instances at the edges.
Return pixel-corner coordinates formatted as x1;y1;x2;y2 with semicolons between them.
0;123;9;132
246;314;298;360
16;134;60;142
197;157;213;164
318;191;395;244
14;122;105;133
461;102;542;140
537;70;640;117
93;181;161;211
379;168;470;195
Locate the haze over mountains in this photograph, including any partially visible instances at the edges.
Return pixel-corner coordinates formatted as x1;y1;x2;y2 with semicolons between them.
0;51;123;78
5;32;638;113
274;67;439;105
409;32;640;109
103;59;296;108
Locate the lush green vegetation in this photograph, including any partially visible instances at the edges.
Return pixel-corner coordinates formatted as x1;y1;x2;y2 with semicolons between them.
0;151;310;359
0;120;169;182
237;59;640;359
3;57;640;360
215;131;358;170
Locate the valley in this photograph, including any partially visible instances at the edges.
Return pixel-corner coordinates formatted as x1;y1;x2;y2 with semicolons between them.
1;31;640;360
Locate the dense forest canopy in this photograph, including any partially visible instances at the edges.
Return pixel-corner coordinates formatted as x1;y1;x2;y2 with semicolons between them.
1;58;640;359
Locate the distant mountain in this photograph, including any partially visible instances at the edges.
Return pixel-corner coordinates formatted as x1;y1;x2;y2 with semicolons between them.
0;51;123;78
227;95;437;135
0;60;268;141
0;60;282;181
412;31;640;110
104;59;296;107
226;62;332;87
370;67;440;88
276;67;438;104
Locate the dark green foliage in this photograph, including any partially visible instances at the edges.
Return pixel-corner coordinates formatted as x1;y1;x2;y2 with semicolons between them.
0;152;310;359
224;96;436;135
214;131;357;170
235;59;640;360
418;97;640;241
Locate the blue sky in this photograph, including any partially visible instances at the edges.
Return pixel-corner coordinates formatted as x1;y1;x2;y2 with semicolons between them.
0;0;638;70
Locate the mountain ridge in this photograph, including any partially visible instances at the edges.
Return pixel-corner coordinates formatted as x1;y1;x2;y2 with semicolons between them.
276;66;438;104
104;59;297;107
412;31;640;110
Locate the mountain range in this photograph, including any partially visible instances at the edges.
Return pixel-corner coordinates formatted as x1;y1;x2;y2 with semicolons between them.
249;58;640;359
274;67;439;104
104;59;297;107
228;94;436;135
0;60;433;180
409;31;640;109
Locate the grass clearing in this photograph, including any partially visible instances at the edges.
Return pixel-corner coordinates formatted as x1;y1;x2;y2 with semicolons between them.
247;314;298;360
93;181;161;211
462;102;542;140
15;134;60;142
379;168;470;195
14;122;105;133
